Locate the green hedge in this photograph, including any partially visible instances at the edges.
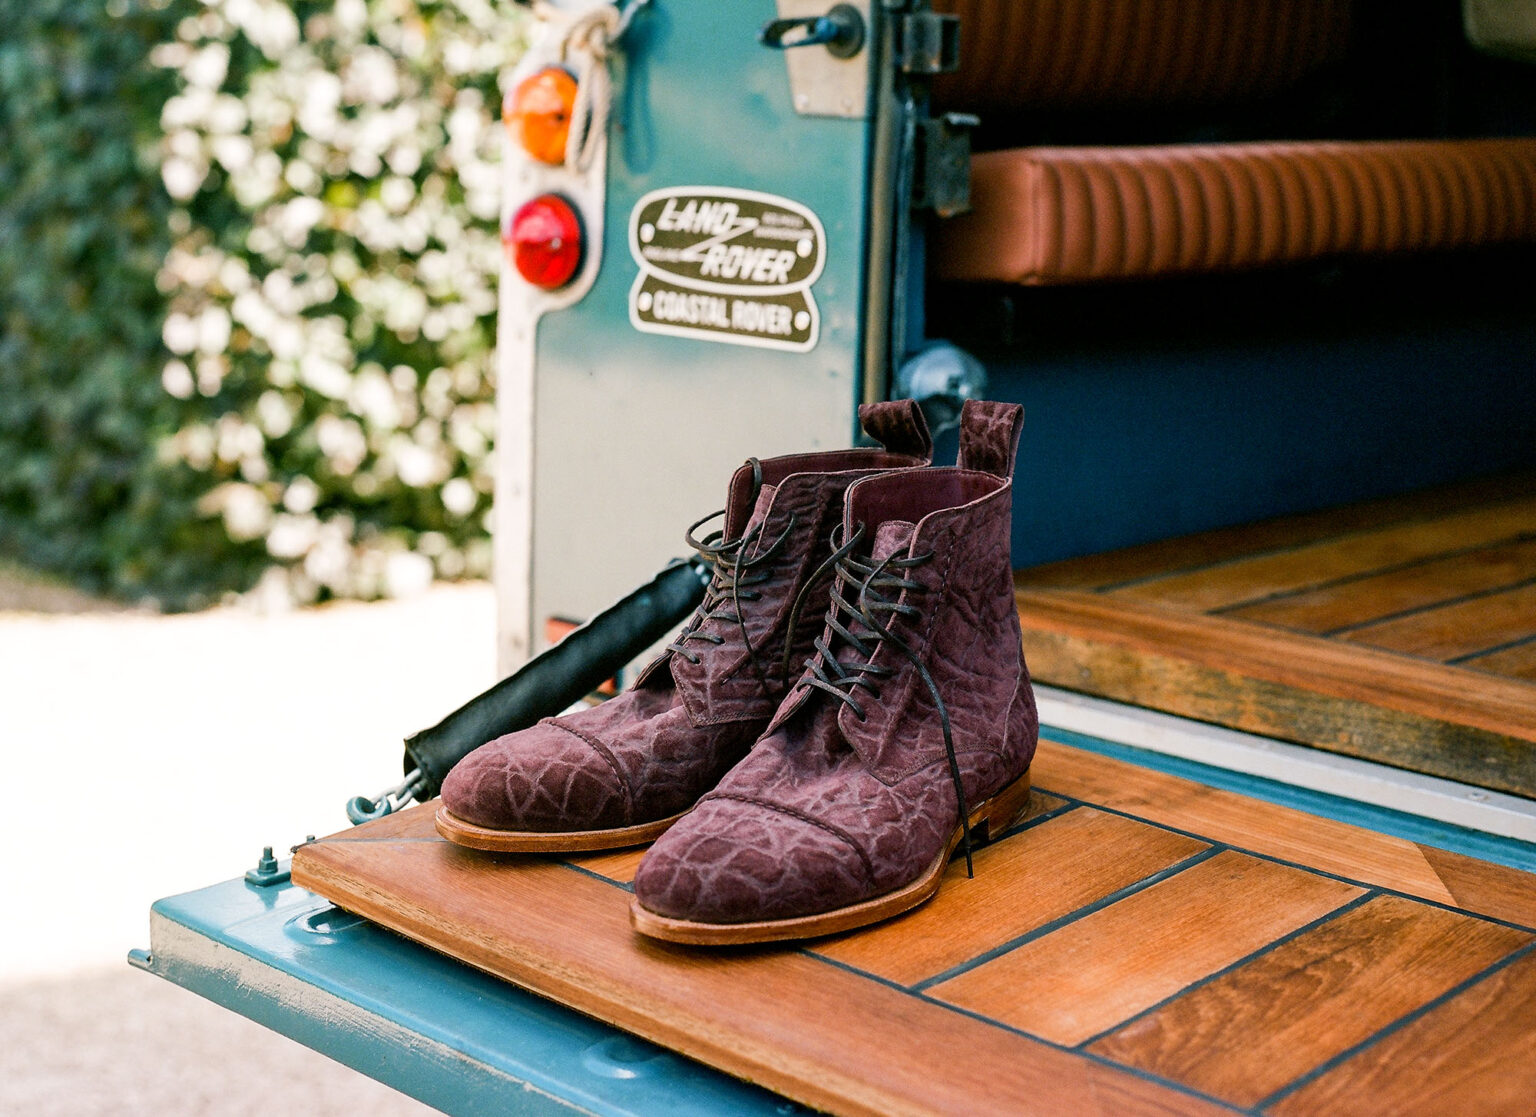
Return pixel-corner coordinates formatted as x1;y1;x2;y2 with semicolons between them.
0;0;200;602
0;0;523;608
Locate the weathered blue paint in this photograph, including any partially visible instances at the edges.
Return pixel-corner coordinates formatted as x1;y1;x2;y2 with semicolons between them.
140;877;793;1116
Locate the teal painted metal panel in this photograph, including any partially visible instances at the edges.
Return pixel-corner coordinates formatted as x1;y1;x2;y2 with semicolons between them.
139;877;794;1116
524;0;878;649
539;0;873;409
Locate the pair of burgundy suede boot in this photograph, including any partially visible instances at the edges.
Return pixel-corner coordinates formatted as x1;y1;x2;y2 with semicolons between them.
437;398;1038;945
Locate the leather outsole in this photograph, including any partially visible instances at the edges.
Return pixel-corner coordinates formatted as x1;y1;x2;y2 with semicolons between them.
435;805;686;853
629;769;1033;945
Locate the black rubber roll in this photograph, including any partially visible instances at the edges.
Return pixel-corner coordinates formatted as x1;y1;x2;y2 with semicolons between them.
403;557;710;798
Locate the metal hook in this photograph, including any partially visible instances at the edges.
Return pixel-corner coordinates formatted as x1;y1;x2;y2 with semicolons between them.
758;4;865;60
346;768;429;825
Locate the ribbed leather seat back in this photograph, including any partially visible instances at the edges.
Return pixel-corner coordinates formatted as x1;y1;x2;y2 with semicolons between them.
931;0;1355;112
936;139;1536;284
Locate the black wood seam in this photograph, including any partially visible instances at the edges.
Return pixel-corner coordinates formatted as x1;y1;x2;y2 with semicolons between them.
1254;937;1536;1110
1206;531;1536;618
908;845;1224;993
1040;789;1536;935
805;952;1252;1116
1320;571;1536;639
1070;890;1379;1051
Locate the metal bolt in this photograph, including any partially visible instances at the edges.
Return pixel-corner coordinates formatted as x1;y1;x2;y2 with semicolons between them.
245;844;291;887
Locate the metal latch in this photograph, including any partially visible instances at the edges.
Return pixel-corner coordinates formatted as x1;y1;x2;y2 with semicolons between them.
913;111;977;217
764;0;874;119
897;10;960;74
760;3;867;59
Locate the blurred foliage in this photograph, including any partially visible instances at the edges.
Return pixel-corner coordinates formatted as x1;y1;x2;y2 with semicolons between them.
0;0;523;609
0;0;199;602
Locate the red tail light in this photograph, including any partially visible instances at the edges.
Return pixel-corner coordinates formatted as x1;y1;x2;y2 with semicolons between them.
505;194;583;289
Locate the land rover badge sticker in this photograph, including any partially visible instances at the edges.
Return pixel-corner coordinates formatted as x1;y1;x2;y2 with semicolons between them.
628;187;824;352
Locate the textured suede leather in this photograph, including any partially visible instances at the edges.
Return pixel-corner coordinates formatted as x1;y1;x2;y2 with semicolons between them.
634;400;1037;926
439;401;933;838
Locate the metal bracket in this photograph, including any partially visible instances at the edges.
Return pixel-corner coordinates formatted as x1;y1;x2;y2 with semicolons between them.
896;10;960;75
770;0;874;118
912;111;977;216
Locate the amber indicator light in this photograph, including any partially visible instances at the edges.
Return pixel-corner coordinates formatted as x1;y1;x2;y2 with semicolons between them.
506;66;577;165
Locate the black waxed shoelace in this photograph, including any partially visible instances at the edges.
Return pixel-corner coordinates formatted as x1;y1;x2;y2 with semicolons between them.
791;524;977;877
667;461;796;686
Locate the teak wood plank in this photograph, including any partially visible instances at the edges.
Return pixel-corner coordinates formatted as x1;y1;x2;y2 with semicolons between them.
1022;624;1536;795
1342;580;1536;661
1088;894;1533;1107
812;808;1207;987
292;815;1226;1117
1228;537;1536;634
1032;740;1536;927
1016;472;1536;592
1018;589;1536;791
928;851;1365;1045
1018;589;1536;740
1463;637;1536;681
1107;496;1536;612
1416;844;1536;929
1267;946;1536;1117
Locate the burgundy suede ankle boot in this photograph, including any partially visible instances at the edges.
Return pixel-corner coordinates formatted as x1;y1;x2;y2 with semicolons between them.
436;400;932;852
631;400;1037;944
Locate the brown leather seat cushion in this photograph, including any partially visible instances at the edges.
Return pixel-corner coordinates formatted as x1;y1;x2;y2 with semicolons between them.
934;138;1536;285
931;0;1353;112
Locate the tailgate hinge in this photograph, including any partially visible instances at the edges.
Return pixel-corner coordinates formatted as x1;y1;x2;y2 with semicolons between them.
895;10;960;75
913;111;977;216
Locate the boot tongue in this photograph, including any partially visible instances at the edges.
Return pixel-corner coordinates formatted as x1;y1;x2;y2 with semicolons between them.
723;460;774;539
870;519;915;562
749;483;778;530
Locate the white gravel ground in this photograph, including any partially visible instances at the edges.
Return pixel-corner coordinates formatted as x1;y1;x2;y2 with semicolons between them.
0;580;501;1115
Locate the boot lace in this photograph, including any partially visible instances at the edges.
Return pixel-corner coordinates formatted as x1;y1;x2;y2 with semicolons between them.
791;524;977;877
666;459;796;686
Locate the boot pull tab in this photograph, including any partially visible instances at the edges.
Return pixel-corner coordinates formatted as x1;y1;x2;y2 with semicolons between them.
859;398;933;463
956;399;1024;479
